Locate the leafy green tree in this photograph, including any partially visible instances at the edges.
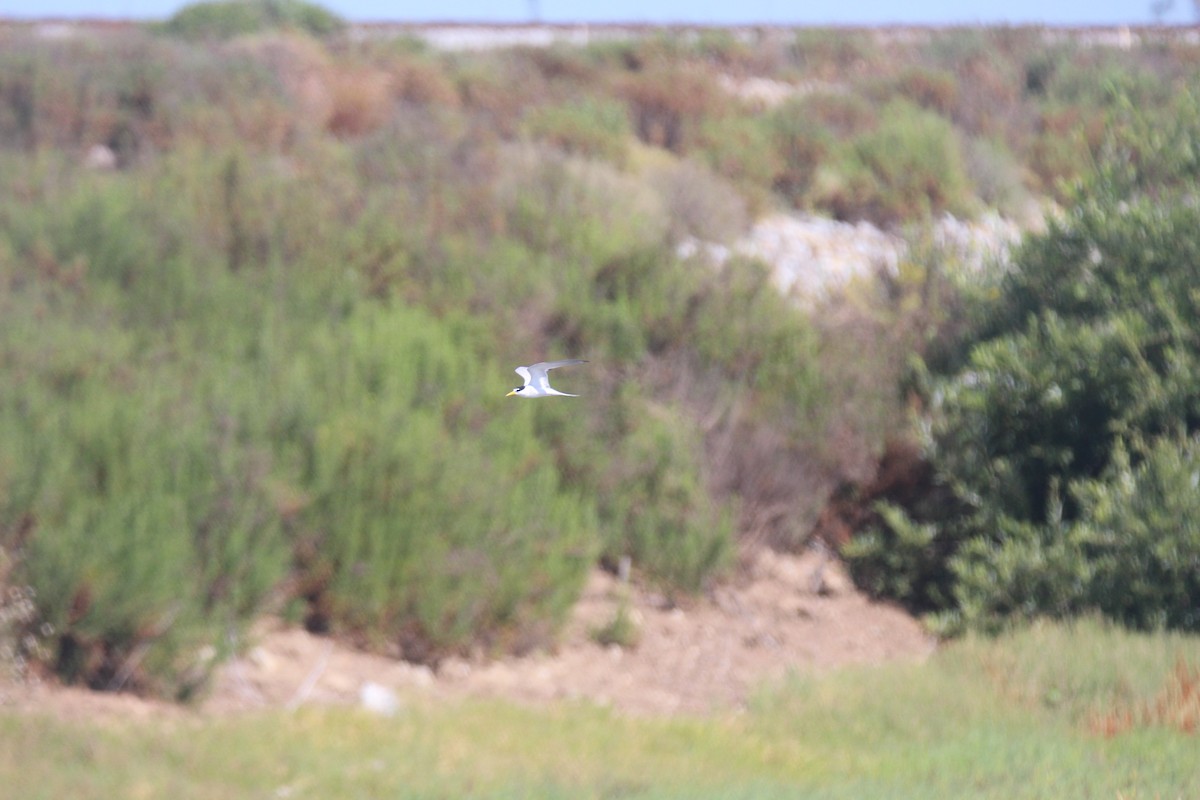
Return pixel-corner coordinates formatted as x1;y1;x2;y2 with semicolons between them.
847;94;1200;632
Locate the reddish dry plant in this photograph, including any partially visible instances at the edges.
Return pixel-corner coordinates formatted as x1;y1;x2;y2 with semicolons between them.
1090;659;1200;737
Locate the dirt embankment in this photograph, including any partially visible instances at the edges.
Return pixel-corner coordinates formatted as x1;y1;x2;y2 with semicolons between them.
8;546;934;720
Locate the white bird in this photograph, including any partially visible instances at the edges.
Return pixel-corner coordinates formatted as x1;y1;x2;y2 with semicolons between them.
506;360;587;398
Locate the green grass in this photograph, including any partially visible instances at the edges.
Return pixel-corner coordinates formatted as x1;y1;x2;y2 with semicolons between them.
3;620;1197;799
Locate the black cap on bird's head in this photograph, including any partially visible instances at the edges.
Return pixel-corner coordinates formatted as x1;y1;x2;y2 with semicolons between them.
505;386;523;397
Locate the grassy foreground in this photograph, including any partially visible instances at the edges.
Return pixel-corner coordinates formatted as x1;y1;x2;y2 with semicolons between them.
3;620;1198;799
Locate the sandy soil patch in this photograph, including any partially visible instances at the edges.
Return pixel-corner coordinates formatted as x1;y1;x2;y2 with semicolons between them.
5;548;935;720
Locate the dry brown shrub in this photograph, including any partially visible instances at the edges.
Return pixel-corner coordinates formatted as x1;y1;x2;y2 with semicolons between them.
390;57;459;107
648;158;747;244
1090;660;1200;737
710;419;834;551
619;64;730;153
4;33;175;159
326;66;391;137
790;29;886;82
454;53;550;137
637;356;832;552
523;45;601;84
1159;36;1200;68
1026;105;1103;193
950;55;1025;140
219;95;295;152
811;437;940;550
884;65;960;116
799;91;877;138
232;33;329;105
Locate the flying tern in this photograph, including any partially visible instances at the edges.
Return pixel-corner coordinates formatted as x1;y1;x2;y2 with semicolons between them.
506;360;587;398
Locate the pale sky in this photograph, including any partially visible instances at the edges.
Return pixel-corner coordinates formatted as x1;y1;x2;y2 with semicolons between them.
0;0;1196;26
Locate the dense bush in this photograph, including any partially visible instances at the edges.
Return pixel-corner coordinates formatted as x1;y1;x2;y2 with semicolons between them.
521;96;631;166
692;114;780;215
290;306;598;657
0;167;605;677
526;386;735;594
0;76;815;692
846;111;1200;632
0;297;286;697
493;145;668;273
766;100;834;209
872;65;960;117
160;0;346;40
1068;437;1200;631
619;63;730;153
815;100;975;225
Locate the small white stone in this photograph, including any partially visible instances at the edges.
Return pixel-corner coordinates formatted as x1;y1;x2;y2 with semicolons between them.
359;682;400;716
84;144;117;170
248;647;275;672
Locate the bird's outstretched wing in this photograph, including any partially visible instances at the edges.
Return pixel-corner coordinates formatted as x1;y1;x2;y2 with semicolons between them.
514;365;533;388
526;360;586;391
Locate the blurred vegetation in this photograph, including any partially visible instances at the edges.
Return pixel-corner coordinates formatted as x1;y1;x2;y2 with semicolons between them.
1;14;1199;694
158;0;347;40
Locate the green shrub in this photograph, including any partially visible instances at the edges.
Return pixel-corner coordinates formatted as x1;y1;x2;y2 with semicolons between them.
875;65;960;116
0;148;598;682
494;145;667;267
818;100;974;225
946;436;1200;634
521;96;631;166
766;100;834;208
843;502;955;613
1024;106;1096;197
856;123;1200;633
692;114;780;214
716;271;824;421
589;591;641;649
534;388;734;595
602;402;733;592
160;0;346;41
1042;54;1173;112
1071;437;1200;631
0;352;286;697
291;304;598;657
690;28;761;71
960;136;1031;219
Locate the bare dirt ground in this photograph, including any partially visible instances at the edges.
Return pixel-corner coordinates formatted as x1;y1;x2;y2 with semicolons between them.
7;547;935;720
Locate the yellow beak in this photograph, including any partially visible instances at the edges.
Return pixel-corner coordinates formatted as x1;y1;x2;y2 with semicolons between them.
505;390;518;397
